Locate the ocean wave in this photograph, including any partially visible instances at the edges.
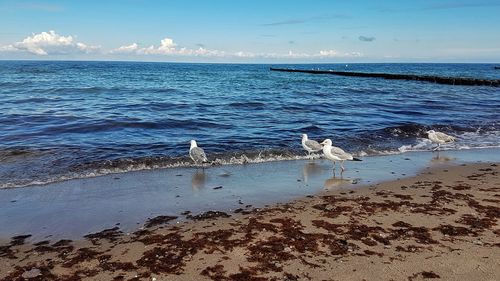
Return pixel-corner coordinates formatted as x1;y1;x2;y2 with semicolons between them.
8;97;63;104
0;148;45;162
16;68;57;74
0;150;313;189
2;62;499;189
228;102;266;108
47;86;123;94
1;132;499;189
395;128;500;153
15;118;235;135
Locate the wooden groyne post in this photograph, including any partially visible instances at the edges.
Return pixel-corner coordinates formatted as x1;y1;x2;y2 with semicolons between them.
270;68;500;87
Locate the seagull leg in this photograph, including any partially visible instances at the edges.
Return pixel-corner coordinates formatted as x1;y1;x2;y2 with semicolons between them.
433;144;441;151
201;162;207;170
340;161;345;173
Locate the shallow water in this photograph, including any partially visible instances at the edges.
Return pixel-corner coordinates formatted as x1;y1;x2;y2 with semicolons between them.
0;61;499;188
0;148;498;240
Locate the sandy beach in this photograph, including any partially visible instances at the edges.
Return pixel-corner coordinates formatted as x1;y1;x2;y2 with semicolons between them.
1;159;498;280
3;1;500;279
2;2;500;280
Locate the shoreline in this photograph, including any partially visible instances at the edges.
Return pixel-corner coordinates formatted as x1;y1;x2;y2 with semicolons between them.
1;159;499;280
1;148;499;241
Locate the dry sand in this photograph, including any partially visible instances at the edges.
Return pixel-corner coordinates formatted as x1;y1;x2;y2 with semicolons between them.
1;162;498;281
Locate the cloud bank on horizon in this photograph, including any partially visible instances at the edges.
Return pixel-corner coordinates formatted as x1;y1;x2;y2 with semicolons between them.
1;31;99;56
1;30;363;60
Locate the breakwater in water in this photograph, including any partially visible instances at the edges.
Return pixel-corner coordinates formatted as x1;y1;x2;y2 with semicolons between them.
270;68;500;87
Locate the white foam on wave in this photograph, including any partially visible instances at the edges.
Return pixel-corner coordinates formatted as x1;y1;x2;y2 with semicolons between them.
0;152;319;189
2;130;499;189
458;130;500;147
365;130;500;156
398;138;434;153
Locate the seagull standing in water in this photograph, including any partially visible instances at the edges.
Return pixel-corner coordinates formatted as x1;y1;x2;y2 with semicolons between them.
320;139;357;173
301;134;323;159
189;140;208;166
426;130;456;151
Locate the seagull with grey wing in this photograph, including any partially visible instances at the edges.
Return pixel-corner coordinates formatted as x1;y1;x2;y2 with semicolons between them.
426;130;456;151
320;139;361;174
189;140;208;167
301;134;323;159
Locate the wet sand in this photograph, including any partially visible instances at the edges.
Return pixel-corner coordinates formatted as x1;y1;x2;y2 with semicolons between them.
1;148;499;240
1;160;499;280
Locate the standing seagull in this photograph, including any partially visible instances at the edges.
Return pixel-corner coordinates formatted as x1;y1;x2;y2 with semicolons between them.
301;134;323;159
426;130;456;151
189;140;208;166
320;139;357;173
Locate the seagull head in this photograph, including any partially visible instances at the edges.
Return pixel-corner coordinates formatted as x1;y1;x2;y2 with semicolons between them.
426;130;435;134
301;134;308;141
190;140;198;148
320;139;332;146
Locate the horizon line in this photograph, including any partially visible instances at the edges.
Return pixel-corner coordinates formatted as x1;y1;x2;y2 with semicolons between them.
1;59;500;65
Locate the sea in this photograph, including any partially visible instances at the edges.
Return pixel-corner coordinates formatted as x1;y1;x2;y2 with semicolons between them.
0;61;499;188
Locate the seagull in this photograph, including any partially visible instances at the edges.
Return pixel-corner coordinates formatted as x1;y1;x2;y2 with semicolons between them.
301;134;323;159
426;130;456;151
320;139;358;173
189;140;208;166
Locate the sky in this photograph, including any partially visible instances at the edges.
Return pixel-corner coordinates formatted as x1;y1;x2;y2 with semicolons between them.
1;0;500;63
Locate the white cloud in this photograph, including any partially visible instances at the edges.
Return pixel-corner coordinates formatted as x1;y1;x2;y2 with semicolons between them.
2;31;363;60
192;47;226;57
317;50;362;57
76;42;100;53
319;50;338;57
0;30;99;55
158;38;176;53
109;43;139;54
0;45;17;52
112;37;226;57
232;49;363;59
234;51;256;58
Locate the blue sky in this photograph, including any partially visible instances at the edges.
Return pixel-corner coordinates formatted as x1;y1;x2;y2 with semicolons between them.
1;0;499;62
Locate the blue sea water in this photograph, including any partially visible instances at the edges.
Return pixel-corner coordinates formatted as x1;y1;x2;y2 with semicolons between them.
0;61;499;188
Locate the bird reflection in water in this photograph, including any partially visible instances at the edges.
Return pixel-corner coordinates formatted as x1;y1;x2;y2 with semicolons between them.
191;170;208;191
217;170;232;178
324;177;353;190
430;152;455;164
302;162;323;183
